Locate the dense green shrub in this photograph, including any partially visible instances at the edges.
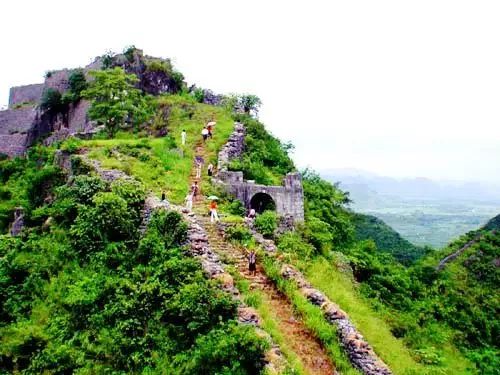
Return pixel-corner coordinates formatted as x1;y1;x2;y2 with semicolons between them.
277;231;315;259
302;169;354;248
146;59;173;74
147;210;187;249
60;69;88;104
123;45;137;62
303;217;334;255
0;173;267;374
82;67;153;135
70;192;136;255
228;114;295;185
193;87;205;103
40;88;64;113
227;199;246;216
254;211;277;238
174;323;269;374
225;224;253;244
25;166;65;212
101;50;115;69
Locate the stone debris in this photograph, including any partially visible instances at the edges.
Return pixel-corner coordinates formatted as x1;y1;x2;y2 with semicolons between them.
217;122;246;171
76;155;132;182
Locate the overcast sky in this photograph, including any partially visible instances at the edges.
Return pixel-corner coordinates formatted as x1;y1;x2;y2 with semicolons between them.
1;0;499;182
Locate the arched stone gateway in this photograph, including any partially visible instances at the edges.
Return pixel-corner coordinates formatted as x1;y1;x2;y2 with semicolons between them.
250;192;276;213
217;171;304;221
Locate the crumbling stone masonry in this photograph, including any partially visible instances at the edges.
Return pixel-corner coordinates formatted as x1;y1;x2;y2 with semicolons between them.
218;170;305;221
216;122;304;221
0;70;93;157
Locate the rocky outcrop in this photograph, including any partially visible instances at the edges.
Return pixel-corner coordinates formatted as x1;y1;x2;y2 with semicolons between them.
110;49;182;95
0;49;182;157
188;85;223;105
9;208;24;236
217;122;246;171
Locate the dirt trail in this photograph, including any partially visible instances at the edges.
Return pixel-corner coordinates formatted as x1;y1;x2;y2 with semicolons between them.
189;142;336;375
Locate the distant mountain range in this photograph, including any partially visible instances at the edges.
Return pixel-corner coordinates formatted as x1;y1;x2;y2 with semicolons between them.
320;168;500;203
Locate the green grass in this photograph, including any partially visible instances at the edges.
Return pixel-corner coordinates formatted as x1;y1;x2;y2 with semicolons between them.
70;94;235;204
299;256;473;375
261;257;361;375
233;276;307;375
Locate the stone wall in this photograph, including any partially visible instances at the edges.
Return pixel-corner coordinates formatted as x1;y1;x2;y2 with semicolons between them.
216;122;304;221
8;84;44;108
219;172;305;221
0;106;38;156
217;122;245;170
45;69;71;92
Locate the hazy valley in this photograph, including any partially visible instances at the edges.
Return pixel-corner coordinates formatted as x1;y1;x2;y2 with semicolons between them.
322;169;500;248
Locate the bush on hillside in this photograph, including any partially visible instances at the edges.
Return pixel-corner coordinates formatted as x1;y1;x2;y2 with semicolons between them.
227;199;246;216
228;114;295;184
277;231;315;259
303;217;334;255
40;88;64;114
254;211;277;238
225;224;253;244
174;323;269;374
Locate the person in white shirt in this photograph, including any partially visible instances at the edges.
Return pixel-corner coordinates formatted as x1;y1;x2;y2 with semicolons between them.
201;127;209;142
181;129;187;146
185;193;193;211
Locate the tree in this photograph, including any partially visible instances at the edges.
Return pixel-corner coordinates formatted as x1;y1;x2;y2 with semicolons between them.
82;67;152;136
40;88;64;114
240;94;262;115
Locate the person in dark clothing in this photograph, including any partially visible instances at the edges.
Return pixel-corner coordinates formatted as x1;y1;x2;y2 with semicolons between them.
248;250;257;276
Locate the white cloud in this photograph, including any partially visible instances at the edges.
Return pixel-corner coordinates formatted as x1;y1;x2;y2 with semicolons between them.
0;0;499;181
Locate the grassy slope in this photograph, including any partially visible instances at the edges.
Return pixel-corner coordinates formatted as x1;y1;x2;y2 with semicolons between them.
297;257;472;375
77;95;234;204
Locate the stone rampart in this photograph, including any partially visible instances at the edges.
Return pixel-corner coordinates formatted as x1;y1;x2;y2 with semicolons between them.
8;84;44;108
218;171;304;221
216;122;304;221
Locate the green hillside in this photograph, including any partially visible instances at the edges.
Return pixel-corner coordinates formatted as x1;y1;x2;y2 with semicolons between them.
352;212;428;264
483;213;500;231
0;47;496;374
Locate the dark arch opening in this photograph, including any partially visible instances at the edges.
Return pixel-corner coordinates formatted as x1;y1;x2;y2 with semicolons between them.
250;193;276;214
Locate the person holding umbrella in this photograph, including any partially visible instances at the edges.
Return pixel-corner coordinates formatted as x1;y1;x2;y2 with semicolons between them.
206;120;216;138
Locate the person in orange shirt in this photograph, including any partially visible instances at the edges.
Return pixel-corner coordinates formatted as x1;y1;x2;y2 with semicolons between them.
210;200;219;223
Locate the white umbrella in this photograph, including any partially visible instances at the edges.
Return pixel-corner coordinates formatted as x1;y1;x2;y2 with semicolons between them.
207;121;217;126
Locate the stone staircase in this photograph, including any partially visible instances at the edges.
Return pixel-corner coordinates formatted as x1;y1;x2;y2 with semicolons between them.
194;211;337;375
